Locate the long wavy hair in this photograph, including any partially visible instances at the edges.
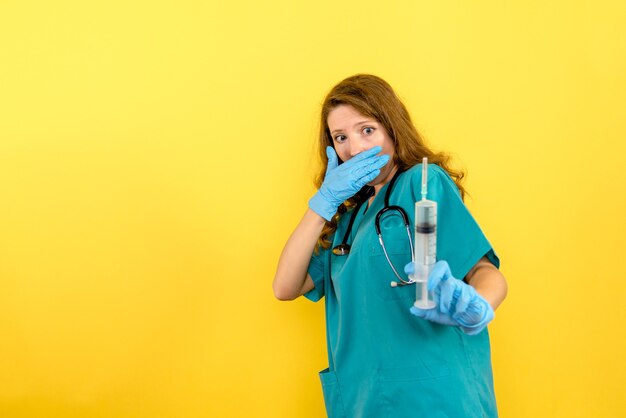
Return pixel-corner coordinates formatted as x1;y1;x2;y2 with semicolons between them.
315;74;467;250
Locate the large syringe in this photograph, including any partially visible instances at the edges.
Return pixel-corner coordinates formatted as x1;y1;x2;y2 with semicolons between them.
413;157;437;309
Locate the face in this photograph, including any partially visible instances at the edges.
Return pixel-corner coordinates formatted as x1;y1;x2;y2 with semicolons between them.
327;104;397;189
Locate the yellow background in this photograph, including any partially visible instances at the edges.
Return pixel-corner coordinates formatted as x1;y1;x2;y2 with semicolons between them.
1;1;625;417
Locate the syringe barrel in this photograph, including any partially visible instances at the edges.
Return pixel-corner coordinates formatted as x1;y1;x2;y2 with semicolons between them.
414;200;437;268
414;199;437;309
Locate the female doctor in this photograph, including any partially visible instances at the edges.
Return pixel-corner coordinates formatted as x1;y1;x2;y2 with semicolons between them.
273;74;508;418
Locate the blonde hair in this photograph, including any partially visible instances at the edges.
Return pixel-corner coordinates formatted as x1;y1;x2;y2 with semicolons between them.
316;74;466;250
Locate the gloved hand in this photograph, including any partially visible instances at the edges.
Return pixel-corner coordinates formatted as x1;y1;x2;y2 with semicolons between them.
405;260;494;335
308;146;389;221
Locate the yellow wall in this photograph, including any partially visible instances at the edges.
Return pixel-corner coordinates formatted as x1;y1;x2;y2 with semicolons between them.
1;1;625;417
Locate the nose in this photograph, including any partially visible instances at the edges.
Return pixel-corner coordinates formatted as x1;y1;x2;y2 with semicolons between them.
349;140;367;158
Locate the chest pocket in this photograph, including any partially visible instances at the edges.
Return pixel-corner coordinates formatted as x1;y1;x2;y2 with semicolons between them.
370;238;415;301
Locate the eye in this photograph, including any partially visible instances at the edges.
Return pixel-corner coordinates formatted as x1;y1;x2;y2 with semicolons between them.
363;126;375;135
334;134;347;143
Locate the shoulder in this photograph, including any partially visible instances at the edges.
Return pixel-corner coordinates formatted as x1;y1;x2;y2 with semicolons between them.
401;163;461;199
403;162;449;179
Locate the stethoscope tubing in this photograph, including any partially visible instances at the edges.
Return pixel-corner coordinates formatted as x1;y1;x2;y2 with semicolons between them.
377;223;415;286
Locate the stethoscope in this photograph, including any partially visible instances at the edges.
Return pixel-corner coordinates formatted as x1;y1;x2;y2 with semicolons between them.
332;169;416;287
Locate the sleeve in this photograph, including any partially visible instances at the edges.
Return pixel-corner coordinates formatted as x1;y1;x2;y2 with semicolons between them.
413;166;500;281
303;246;328;302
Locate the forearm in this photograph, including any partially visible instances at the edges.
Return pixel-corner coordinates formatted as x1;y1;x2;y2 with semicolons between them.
273;208;327;301
466;262;508;311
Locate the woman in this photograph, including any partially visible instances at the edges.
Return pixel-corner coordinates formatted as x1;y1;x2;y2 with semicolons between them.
273;74;507;417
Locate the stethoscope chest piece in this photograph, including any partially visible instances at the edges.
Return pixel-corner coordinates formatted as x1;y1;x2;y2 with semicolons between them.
332;243;351;256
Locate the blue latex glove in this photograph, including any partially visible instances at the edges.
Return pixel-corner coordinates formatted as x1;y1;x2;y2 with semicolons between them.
308;146;389;221
405;260;494;335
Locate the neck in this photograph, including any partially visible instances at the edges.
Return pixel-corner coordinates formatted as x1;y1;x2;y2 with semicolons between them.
372;164;399;197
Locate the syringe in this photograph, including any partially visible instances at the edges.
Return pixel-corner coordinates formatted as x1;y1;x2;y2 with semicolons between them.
413;157;437;309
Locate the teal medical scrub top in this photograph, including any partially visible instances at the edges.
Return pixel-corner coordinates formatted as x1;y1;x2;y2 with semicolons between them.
305;164;500;418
